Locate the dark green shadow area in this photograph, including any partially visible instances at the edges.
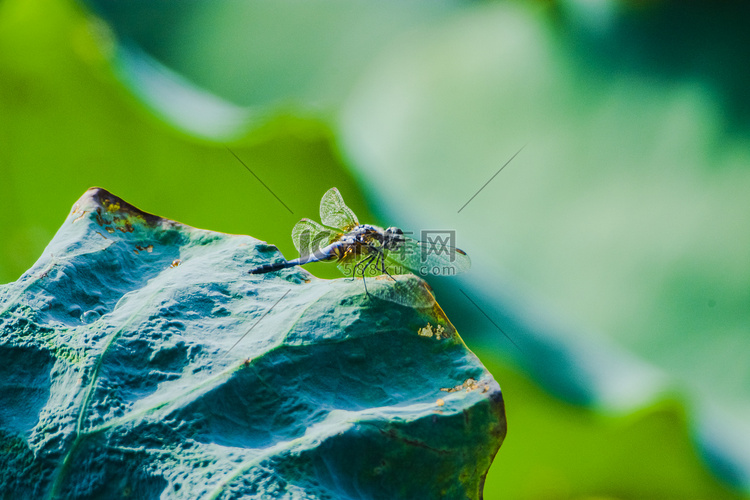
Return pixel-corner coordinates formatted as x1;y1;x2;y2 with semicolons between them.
556;1;750;134
480;353;745;500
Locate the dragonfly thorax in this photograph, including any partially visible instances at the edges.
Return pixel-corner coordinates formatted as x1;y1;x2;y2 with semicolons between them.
345;224;405;250
347;224;382;242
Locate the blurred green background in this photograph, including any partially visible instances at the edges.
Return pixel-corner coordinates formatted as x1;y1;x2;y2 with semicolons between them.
1;0;749;498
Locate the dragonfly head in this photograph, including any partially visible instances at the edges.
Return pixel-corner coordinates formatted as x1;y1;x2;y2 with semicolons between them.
384;226;405;249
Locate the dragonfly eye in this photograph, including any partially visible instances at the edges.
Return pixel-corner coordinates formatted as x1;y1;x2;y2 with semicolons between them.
384;226;405;250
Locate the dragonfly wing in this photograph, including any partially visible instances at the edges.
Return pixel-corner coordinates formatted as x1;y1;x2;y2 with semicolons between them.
292;218;339;256
368;275;435;309
319;187;359;231
384;237;471;276
417;242;471;275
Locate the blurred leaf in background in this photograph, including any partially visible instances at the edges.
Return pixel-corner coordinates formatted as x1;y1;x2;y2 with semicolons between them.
338;3;750;495
485;361;742;499
0;0;369;285
2;0;749;498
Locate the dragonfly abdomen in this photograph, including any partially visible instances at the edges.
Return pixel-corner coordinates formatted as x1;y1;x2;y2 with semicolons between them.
249;260;298;274
249;242;342;274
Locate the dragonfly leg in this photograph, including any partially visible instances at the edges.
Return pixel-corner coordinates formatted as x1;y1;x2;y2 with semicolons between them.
350;257;365;280
375;250;396;281
360;254;377;298
361;255;376;277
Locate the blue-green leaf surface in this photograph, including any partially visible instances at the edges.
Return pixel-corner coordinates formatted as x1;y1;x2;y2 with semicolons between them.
0;188;506;499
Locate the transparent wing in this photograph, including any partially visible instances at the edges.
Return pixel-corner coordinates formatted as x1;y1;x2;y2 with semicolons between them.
319;187;359;231
338;272;435;309
384;235;471;277
367;274;436;308
291;218;340;256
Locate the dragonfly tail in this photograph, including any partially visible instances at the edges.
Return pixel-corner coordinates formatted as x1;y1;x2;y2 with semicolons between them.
248;259;299;274
249;244;337;274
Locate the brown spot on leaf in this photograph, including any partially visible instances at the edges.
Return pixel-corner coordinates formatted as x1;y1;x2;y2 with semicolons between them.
441;378;479;393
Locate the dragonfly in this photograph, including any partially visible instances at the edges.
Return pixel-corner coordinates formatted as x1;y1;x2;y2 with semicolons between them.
249;188;471;307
